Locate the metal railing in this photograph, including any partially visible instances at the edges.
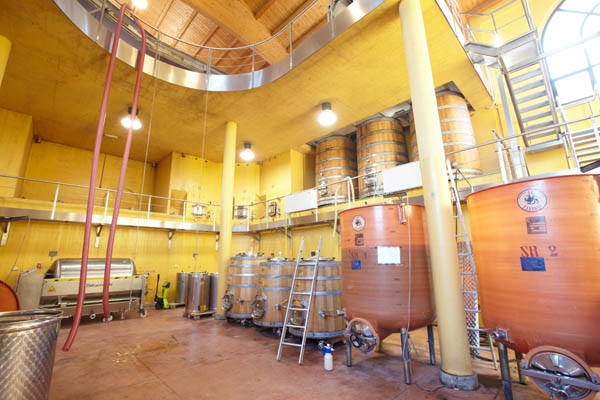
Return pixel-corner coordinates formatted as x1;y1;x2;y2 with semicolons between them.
4;112;600;233
55;0;385;91
0;174;221;230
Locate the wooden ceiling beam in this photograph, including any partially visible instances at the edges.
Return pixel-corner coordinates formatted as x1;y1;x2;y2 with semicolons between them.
193;24;219;58
182;0;287;64
154;0;175;32
271;0;313;35
255;0;279;19
229;49;254;74
173;10;198;48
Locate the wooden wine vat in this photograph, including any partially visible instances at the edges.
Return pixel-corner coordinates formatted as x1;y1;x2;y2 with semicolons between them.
224;253;267;321
338;204;435;353
252;258;295;327
356;118;408;198
315;135;357;206
409;92;481;176
467;175;600;375
288;258;345;339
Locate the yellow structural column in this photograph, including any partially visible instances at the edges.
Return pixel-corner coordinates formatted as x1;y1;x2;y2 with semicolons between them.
398;0;477;390
0;35;11;88
215;121;237;319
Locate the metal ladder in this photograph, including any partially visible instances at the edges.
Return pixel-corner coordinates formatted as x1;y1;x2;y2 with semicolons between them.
276;237;322;365
447;159;497;369
557;89;600;168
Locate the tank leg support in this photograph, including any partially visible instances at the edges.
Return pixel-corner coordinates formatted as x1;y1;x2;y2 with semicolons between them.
345;338;352;367
427;324;436;365
515;351;526;384
401;328;412;385
498;342;513;400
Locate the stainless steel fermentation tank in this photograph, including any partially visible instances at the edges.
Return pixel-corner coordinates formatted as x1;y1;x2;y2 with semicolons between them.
177;272;189;304
184;272;211;317
15;258;147;320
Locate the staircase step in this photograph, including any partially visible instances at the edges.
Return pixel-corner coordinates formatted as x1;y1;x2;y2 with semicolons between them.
292;291;311;295
525;120;555;132
510;68;542;84
577;149;600;157
573;137;598;146
288;307;308;311
513;79;544;95
295;277;313;280
520;100;550;114
574;143;600;152
571;128;596;139
522;110;553;123
517;90;548;104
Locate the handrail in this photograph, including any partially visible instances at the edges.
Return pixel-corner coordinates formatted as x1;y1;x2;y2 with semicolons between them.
55;0;386;91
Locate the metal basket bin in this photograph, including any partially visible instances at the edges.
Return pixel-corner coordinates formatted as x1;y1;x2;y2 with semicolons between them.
0;310;63;400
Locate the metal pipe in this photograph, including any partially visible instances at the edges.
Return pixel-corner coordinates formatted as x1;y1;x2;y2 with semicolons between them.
102;9;146;321
498;342;513;400
400;328;412;385
398;0;476;388
345;338;352;367
215;121;237;319
427;324;436;365
515;351;526;385
62;3;144;351
51;184;60;220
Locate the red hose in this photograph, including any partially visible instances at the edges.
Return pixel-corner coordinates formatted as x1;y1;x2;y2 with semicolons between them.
102;16;146;320
63;3;146;351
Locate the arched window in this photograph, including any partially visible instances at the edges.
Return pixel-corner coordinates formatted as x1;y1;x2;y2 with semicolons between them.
543;0;600;104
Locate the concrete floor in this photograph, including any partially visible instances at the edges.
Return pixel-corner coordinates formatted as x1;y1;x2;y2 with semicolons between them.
50;309;550;400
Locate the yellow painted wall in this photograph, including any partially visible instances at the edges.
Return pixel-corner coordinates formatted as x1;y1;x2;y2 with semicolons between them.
0;107;32;197
152;153;171;213
260;150;292;200
22;141;155;209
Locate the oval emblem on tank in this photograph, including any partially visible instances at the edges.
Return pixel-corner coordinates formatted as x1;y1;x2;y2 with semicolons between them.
352;215;366;231
517;189;547;212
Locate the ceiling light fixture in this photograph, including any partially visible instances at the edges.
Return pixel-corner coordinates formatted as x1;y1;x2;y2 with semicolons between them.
240;142;255;161
132;0;148;9
120;106;142;131
317;102;337;126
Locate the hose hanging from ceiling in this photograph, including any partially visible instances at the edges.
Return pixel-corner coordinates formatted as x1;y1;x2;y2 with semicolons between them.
62;2;147;351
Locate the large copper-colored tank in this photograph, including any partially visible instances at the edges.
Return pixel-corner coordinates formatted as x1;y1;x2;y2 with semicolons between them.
467;175;600;397
339;204;435;353
315;135;357;206
409;92;481;177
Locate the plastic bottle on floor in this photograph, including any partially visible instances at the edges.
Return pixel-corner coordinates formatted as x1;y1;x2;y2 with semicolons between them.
323;343;334;371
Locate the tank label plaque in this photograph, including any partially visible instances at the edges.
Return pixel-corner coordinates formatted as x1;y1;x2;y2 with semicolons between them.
520;257;546;271
377;246;401;265
354;234;364;246
351;260;361;270
352;215;366;231
517;189;547;212
526;216;547;234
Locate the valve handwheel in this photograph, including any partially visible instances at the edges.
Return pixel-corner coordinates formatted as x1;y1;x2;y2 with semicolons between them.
524;346;597;400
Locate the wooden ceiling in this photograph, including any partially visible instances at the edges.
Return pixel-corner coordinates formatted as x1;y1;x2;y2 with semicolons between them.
117;0;330;74
453;0;505;13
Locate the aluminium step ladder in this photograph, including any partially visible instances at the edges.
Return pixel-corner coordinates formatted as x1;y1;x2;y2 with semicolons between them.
276;237;322;365
447;159;497;369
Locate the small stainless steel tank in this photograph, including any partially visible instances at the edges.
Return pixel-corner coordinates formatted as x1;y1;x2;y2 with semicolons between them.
184;272;210;316
177;272;190;304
